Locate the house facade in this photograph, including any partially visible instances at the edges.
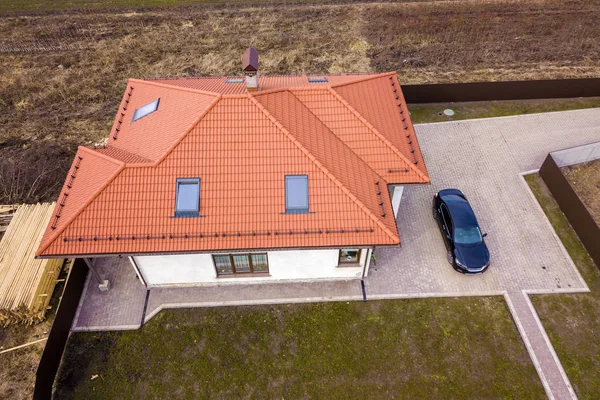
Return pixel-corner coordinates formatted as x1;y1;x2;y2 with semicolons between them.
36;48;429;289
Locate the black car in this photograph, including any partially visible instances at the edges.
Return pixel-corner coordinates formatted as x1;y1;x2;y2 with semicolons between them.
433;189;490;274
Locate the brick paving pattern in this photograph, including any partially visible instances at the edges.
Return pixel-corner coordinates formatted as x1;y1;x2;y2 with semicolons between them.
506;291;576;399
71;109;599;399
72;257;147;331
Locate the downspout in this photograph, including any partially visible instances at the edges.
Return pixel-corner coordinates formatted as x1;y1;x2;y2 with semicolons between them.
82;258;110;291
360;247;374;301
361;247;374;280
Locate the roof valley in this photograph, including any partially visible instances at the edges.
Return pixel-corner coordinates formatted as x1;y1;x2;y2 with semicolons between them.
251;92;399;243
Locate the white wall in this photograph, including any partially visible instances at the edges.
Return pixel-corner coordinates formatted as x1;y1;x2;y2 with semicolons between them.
390;185;404;219
133;248;367;287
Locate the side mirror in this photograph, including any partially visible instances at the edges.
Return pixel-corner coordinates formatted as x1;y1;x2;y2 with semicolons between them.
482;233;488;238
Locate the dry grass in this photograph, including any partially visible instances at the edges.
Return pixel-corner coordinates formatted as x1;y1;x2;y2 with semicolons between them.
364;0;600;83
0;0;599;205
526;174;600;398
0;271;65;400
563;159;600;225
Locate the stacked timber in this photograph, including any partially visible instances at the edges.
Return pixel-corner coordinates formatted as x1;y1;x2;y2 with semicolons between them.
0;205;18;236
0;203;65;326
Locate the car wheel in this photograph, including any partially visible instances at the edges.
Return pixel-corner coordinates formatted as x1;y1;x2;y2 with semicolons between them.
433;206;437;220
446;251;454;265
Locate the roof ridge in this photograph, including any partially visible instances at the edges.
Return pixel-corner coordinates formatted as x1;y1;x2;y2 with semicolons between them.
78;145;126;166
129;78;222;97
249;92;399;244
91;145;153;164
330;72;395;89
147;72;378;81
37;96;224;256
326;87;429;183
154;95;223;165
35;147;126;257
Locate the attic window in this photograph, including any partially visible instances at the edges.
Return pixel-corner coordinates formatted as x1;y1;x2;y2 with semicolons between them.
285;175;309;213
175;178;200;216
132;98;160;121
225;78;245;84
308;77;328;83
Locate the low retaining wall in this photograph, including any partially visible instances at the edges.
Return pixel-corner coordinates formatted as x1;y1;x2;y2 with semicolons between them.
539;142;600;269
403;78;600;103
33;259;88;400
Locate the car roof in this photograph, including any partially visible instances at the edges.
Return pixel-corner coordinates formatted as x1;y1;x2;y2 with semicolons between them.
443;195;478;228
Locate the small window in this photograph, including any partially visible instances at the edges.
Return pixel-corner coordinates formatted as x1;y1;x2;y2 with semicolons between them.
339;249;361;265
212;253;269;276
225;78;244;84
132;98;160;121
285;175;309;213
214;255;233;275
308;76;328;83
175;178;200;216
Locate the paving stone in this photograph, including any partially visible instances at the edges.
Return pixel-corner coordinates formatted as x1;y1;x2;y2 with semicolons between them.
70;109;598;398
72;109;597;331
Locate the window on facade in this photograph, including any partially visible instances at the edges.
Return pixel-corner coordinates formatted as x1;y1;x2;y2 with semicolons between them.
285;175;309;213
212;253;269;275
339;249;361;265
175;178;200;216
132;98;160;121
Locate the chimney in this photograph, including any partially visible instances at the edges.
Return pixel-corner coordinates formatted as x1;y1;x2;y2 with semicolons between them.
242;47;259;92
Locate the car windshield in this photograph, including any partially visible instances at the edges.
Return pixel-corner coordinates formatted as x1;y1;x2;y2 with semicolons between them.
454;226;482;245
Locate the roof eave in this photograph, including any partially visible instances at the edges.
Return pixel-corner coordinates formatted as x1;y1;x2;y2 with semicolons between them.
36;241;401;259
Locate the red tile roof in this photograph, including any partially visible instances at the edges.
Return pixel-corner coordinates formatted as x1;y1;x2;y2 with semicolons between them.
37;72;429;257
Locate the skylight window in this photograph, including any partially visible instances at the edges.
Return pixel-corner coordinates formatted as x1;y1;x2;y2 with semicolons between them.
175;178;200;216
225;78;245;84
132;98;160;121
285;175;309;213
308;77;328;83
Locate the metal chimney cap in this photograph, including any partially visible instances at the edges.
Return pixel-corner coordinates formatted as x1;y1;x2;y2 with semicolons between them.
242;47;259;72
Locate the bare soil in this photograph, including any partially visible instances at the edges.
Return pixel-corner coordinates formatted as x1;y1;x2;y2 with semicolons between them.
0;274;65;400
0;0;599;204
563;158;600;225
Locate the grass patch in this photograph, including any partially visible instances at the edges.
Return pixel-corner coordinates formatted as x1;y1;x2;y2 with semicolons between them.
408;97;600;124
0;267;67;400
55;297;544;399
525;174;600;398
1;1;599;203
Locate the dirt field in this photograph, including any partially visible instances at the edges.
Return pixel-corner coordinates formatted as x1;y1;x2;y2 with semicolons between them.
0;275;65;400
563;159;600;225
0;0;599;204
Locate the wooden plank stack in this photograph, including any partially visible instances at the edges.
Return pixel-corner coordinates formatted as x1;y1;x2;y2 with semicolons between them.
0;204;18;236
0;203;65;326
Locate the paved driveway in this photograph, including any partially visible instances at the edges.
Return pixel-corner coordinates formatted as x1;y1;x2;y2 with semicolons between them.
73;108;598;332
367;109;598;297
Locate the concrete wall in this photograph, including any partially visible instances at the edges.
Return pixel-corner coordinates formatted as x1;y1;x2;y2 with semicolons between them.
133;248;367;287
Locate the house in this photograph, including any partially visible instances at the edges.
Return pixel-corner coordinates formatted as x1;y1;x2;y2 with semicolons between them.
36;48;429;288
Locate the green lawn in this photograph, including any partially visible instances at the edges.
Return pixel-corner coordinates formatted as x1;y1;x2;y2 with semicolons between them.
55;297;544;399
526;174;600;399
408;97;600;124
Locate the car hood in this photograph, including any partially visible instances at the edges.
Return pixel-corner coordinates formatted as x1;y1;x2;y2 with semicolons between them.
454;242;490;270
